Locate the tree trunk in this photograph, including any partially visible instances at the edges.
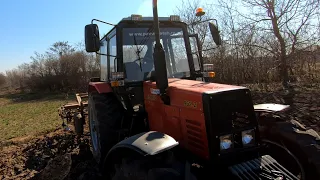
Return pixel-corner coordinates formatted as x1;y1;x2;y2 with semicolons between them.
267;0;289;88
280;52;289;88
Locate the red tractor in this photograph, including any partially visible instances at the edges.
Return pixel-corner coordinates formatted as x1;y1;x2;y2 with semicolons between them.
83;1;320;179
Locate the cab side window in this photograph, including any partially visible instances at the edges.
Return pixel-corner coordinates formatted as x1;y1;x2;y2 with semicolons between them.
100;38;108;81
189;36;200;71
108;35;117;77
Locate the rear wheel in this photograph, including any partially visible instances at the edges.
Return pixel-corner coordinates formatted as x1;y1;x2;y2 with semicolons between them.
88;92;124;165
258;116;320;180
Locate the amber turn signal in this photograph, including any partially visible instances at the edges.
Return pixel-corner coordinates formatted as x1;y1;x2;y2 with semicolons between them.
208;71;215;78
202;71;215;78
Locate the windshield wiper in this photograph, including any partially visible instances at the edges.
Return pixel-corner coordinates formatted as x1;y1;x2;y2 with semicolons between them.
133;35;143;71
131;26;155;72
137;26;154;53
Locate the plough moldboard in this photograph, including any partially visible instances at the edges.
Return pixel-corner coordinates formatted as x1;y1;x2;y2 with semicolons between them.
58;93;88;135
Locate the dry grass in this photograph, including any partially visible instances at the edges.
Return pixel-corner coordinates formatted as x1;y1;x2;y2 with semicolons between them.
0;90;73;141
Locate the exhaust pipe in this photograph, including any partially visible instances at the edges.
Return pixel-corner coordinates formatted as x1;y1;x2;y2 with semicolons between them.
152;0;170;105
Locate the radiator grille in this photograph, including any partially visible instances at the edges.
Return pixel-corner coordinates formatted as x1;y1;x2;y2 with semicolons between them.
206;88;257;135
186;119;205;150
229;155;299;180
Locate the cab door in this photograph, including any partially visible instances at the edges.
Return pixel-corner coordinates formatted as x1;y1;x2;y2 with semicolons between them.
189;34;203;81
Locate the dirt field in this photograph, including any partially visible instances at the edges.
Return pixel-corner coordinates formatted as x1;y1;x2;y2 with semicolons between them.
0;83;319;180
249;83;320;132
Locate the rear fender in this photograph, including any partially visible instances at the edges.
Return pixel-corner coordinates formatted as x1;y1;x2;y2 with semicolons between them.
254;103;290;113
254;103;290;127
103;131;179;167
88;82;113;93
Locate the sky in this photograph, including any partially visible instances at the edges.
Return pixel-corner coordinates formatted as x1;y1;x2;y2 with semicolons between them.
0;0;186;73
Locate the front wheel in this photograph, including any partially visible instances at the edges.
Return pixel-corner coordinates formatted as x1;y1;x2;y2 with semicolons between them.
111;157;191;180
106;149;198;180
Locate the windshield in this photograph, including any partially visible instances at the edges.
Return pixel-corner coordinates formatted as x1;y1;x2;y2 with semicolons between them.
122;27;190;82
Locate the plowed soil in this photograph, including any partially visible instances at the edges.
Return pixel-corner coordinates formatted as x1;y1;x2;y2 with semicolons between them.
0;83;319;180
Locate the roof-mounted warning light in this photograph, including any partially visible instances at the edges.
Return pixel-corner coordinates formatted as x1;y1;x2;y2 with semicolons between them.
196;7;205;17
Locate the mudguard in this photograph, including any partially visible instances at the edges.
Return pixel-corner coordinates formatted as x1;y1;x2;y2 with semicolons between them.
254;103;290;113
88;82;113;93
107;131;179;156
102;131;179;175
102;131;179;173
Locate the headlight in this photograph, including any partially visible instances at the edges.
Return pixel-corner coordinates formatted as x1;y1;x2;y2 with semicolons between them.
241;129;255;146
220;134;233;150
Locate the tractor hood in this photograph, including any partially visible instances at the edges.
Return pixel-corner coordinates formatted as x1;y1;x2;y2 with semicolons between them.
143;78;246;112
166;78;246;94
144;78;259;162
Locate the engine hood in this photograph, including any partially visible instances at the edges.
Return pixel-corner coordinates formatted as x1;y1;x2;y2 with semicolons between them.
143;78;247;112
166;78;246;94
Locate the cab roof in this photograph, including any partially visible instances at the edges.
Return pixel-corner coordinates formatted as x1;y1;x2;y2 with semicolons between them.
118;15;182;24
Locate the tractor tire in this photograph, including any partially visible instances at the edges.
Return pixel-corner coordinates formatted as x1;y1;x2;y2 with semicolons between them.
88;92;124;166
112;163;182;180
258;117;320;180
110;154;196;180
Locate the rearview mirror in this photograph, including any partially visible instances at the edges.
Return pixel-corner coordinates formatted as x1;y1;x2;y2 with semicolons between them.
85;24;100;52
208;22;222;46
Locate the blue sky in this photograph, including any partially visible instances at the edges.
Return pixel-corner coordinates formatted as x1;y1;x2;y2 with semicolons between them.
0;0;187;73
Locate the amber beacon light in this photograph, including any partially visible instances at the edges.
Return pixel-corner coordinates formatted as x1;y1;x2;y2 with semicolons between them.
196;7;205;17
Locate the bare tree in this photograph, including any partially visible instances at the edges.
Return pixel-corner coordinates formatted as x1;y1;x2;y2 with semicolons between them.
5;69;21;88
3;40;100;92
173;0;319;86
46;41;76;57
231;0;320;87
0;73;6;87
175;0;214;49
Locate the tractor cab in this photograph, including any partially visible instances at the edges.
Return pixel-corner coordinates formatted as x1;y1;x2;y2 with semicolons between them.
85;13;220;107
86;14;216;85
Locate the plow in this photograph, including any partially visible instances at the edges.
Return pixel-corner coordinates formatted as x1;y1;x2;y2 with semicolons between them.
56;1;320;179
58;93;88;135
